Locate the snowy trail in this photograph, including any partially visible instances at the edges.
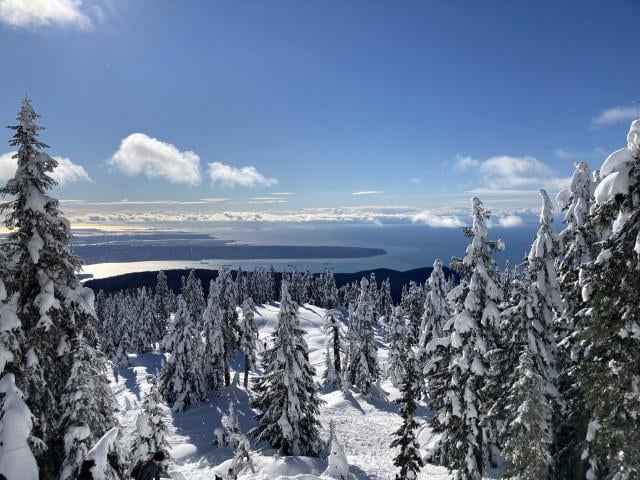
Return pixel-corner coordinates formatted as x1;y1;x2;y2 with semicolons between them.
110;303;452;479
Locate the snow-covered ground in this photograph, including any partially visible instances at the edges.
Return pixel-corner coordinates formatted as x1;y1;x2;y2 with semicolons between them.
111;303;451;479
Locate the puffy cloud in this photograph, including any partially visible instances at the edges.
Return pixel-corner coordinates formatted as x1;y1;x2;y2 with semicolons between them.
592;104;640;127
454;154;570;192
53;156;91;184
0;0;90;28
452;155;481;171
411;210;465;228
0;151;90;185
109;133;202;185
207;162;277;188
352;191;383;196
497;215;524;227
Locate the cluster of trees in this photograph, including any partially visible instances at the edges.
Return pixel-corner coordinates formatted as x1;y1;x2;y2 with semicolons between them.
411;119;640;479
2;98;638;480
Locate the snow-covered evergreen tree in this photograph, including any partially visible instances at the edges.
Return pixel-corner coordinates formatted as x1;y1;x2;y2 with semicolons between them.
202;281;226;393
390;344;423;480
501;349;554;480
239;296;258;389
160;295;205;412
250;280;322;456
0;98;114;476
348;278;379;395
574;119;640;478
322;420;351;480
417;259;450;372
182;269;205;329
216;267;238;386
131;375;169;465
386;306;406;388
58;339;118;480
555;162;597;477
430;197;503;480
154;270;171;341
322;309;344;389
0;372;38;480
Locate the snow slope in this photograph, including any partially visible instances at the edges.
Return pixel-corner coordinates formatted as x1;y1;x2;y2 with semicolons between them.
111;303;452;479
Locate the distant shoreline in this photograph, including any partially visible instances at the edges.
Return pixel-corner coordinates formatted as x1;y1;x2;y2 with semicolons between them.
74;244;387;264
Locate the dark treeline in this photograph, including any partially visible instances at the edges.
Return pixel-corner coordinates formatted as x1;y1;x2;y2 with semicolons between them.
85;266;457;303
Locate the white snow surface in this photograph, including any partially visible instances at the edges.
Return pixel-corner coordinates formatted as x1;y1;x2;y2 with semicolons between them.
111;303;458;479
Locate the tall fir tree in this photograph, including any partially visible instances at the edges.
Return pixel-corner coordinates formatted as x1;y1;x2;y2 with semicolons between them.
57;338;117;480
430;197;503;480
239;296;258;389
390;342;424;480
250;280;322;456
159;295;205;412
0;98;114;478
202;281;226;393
575;119;640;478
347;278;379;395
386;306;406;388
182;269;205;329
322;309;344;389
216;267;239;386
555;161;597;478
417;259;450;372
153;270;171;346
501;349;554;480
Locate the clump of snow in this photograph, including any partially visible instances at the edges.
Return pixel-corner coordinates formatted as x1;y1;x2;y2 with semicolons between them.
0;373;38;480
86;427;119;480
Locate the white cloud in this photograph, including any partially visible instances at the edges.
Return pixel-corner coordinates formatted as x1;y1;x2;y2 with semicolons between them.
352;191;383;196
409;178;422;186
208;162;277;188
109;133;202;185
453;154;570;193
453;155;481;171
592;104;640;127
0;151;90;185
497;215;524;227
0;0;90;28
53;156;91;183
411;210;465;228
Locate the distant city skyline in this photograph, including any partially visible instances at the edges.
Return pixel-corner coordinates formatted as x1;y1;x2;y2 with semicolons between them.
1;0;639;229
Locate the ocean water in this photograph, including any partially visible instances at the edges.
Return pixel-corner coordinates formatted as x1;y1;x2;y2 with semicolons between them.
81;221;540;279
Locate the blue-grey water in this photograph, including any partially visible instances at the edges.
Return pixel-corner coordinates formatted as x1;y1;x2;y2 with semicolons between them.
81;220;541;279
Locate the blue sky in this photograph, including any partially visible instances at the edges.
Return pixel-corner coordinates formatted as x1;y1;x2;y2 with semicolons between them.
0;0;639;227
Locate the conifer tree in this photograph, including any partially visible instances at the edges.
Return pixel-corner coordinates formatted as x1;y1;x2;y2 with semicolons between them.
154;270;171;341
250;280;322;456
322;309;344;389
160;295;205;412
386;306;406;388
0;98;114;477
574;119;640;478
417;259;450;372
348;278;379;394
501;349;554;480
216;267;238;386
555;162;597;477
390;341;423;480
430;197;503;480
182;269;205;329
131;375;170;465
202;281;226;393
58;340;118;480
239;296;258;389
